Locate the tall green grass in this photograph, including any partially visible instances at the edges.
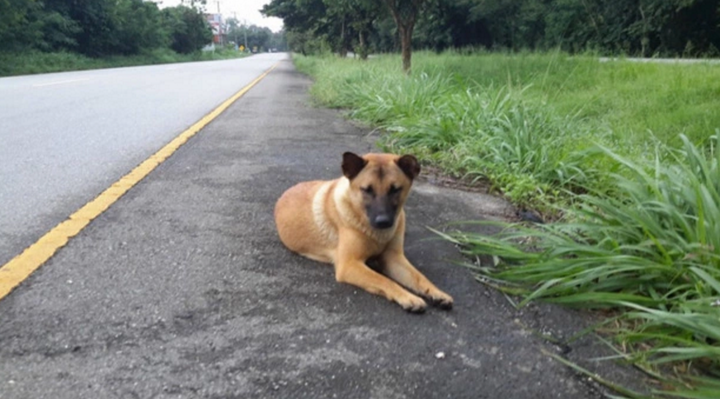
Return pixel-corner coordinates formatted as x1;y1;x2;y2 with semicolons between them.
410;51;720;149
294;52;720;210
296;54;608;209
439;135;720;397
297;51;720;148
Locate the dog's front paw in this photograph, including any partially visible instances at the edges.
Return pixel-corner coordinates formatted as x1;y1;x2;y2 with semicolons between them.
397;294;427;313
428;290;454;310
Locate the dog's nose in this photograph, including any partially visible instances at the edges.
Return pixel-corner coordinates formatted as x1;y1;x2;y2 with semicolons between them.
373;215;393;229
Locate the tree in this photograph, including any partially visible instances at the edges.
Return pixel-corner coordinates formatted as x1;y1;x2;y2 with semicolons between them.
58;0;118;56
323;0;352;56
314;0;380;58
0;0;39;51
383;0;426;73
413;0;491;51
268;30;288;51
346;0;384;59
264;0;384;58
35;6;81;52
226;19;275;51
464;0;720;56
162;5;213;54
113;0;167;55
262;0;330;54
265;0;720;60
262;0;327;34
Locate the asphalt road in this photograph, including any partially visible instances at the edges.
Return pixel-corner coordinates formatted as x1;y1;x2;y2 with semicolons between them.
0;56;645;398
0;53;285;267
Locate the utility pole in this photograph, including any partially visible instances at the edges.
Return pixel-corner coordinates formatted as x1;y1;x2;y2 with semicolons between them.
215;1;223;46
233;11;239;50
243;19;248;51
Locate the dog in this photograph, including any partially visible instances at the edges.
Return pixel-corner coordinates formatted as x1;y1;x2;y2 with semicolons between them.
274;152;453;312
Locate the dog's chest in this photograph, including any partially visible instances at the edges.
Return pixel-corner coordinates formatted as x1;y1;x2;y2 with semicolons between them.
312;182;340;244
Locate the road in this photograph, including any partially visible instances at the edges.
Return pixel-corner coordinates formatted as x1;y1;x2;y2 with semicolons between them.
0;53;284;267
0;56;645;398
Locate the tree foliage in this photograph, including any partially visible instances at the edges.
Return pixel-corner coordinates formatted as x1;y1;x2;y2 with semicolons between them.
0;0;213;56
0;0;42;51
225;19;283;52
466;0;720;56
263;0;720;61
262;0;330;55
3;0;718;61
162;5;213;54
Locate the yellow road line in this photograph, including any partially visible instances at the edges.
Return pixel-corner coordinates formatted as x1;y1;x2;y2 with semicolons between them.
0;62;279;301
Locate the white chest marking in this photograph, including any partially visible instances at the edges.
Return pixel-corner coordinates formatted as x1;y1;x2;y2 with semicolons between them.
312;182;338;243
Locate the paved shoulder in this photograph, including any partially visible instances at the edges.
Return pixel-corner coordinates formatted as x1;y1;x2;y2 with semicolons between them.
0;60;636;398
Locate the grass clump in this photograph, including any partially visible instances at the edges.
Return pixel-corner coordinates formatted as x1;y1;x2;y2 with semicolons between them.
294;51;720;211
294;53;616;210
439;135;720;397
411;51;720;148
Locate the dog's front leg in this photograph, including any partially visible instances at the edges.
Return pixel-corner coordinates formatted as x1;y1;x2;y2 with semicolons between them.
334;258;427;312
380;249;454;310
334;237;427;312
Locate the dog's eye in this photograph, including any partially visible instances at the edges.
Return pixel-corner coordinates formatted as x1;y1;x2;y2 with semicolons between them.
361;186;374;196
389;185;402;195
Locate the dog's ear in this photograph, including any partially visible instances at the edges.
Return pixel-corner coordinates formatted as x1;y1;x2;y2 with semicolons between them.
342;152;367;180
396;154;420;180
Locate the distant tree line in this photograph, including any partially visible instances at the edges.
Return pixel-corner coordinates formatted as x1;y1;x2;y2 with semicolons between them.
263;0;720;58
0;0;213;56
225;18;287;52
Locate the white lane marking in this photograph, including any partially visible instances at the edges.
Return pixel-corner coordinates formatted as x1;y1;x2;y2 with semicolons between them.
33;78;91;87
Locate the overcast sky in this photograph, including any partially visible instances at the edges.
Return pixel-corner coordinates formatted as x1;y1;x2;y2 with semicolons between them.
159;1;284;32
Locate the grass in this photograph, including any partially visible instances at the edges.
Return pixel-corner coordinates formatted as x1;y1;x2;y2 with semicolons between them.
437;136;720;398
293;51;720;211
293;51;720;397
410;51;720;148
296;50;720;146
0;47;249;77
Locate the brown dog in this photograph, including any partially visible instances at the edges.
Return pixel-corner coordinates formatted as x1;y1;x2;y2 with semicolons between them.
274;152;453;312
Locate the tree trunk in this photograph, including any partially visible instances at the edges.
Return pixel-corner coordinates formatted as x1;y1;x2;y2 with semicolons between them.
399;25;412;74
639;6;649;57
384;0;424;75
358;30;368;60
339;18;348;58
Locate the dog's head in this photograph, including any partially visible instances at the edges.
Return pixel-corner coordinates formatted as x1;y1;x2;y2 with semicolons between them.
341;152;420;230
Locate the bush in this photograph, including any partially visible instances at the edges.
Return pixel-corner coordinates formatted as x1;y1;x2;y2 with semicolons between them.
162;6;213;55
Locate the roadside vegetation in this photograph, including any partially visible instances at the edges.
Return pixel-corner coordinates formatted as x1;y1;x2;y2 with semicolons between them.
295;52;720;208
0;0;285;77
294;51;720;398
266;0;720;74
0;48;249;77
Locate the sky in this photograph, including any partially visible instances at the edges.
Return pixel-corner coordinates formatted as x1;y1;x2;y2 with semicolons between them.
158;1;284;32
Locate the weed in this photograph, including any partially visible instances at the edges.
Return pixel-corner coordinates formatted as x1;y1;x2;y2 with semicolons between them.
438;135;720;397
